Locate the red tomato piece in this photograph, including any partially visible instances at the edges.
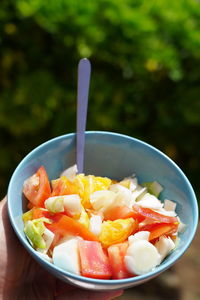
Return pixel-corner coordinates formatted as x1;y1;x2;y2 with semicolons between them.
138;222;178;241
46;215;99;241
133;204;178;224
108;242;132;279
128;210;146;223
27;202;34;210
32;207;68;224
32;207;53;220
78;240;112;279
23;166;51;207
104;205;140;221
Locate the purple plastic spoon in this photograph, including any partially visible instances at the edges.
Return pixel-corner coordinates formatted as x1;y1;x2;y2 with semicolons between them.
76;58;91;173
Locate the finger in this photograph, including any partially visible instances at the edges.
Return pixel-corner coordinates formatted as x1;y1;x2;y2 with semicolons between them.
56;288;123;300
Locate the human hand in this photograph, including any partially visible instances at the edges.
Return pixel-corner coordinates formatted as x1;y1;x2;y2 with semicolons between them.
0;197;123;300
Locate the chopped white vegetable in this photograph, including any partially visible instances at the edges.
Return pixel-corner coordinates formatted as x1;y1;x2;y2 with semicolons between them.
60;164;78;180
57;235;79;245
137;193;163;210
125;240;161;275
153;208;177;217
37;228;55;254
177;217;186;233
132;186;147;201
110;184;135;208
128;231;150;245
37;252;53;263
109;183;125;193
63;194;82;217
155;236;175;262
89;214;102;236
129;178;138;192
53;238;80;275
45;194;82;216
44;196;65;213
174;236;180;248
121;175;138;191
153;198;177;217
90;190;116;212
164;199;177;212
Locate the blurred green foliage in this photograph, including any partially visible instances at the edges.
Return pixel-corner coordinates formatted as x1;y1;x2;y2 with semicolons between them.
0;0;200;202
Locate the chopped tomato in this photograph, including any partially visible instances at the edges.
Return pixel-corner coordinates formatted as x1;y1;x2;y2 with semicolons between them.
27;202;34;210
78;240;112;279
108;242;132;279
32;207;68;225
133;204;178;224
138;222;179;241
104;205;143;221
32;207;53;220
129;211;146;223
46;215;99;241
23;166;51;207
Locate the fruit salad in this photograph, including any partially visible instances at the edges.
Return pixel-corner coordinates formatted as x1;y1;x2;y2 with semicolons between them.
22;165;184;279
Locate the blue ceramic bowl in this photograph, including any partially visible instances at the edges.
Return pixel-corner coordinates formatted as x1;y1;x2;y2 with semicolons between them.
8;131;198;291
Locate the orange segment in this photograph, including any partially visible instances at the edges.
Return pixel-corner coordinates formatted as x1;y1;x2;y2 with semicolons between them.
99;218;138;248
73;174;111;209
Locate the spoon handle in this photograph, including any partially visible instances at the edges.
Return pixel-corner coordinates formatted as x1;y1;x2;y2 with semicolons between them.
76;58;91;173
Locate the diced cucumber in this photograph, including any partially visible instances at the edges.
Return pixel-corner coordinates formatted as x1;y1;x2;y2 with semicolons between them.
142;181;163;197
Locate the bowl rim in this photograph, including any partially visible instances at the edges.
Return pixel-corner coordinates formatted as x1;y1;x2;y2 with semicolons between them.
7;130;199;286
